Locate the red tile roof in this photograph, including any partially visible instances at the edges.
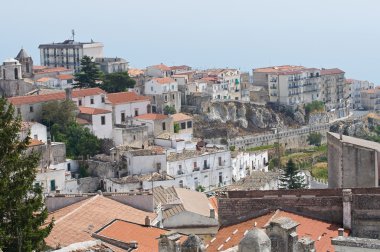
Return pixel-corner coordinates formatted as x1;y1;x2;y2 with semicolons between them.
36;77;54;82
150;63;171;71
152;77;176;84
253;65;305;73
28;138;44;147
33;66;71;74
95;219;187;252
128;68;144;77
208;196;218;216
45;195;157;248
76;117;90;125
8;88;106;105
134;113;168;120
206;210;348;252
79;106;112;115
57;74;74;80
320;68;345;75
171;113;193;122
106;92;150;105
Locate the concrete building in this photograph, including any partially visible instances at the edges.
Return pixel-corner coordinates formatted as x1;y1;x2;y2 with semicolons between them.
134;113;174;138
327;132;380;188
144;77;182;113
231;150;269;181
39;39;104;72
77;107;113;139
95;57;129;74
171;113;193;139
360;87;380;111
348;79;375;109
146;63;172;78
166;147;232;191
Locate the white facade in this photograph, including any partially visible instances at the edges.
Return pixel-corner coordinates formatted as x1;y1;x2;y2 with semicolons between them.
187;81;207;94
107;100;150;125
166;149;232;191
231;151;269;181
125;151;167;175
85;112;113;139
0;58;23;80
145;78;179;95
350;79;375;109
21;122;48;143
73;92;107;109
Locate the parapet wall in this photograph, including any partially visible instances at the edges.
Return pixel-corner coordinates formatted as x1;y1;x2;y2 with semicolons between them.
218;188;380;231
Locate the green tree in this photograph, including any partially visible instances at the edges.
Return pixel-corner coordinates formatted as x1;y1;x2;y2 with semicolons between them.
0;98;53;251
307;132;322;146
41;100;77;131
101;71;136;93
163;105;176;115
279;159;306;189
174;123;180;133
74;56;103;88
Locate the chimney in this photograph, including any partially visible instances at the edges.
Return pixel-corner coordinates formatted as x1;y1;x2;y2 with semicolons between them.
65;88;72;100
338;228;344;237
145;216;151;226
210;209;215;219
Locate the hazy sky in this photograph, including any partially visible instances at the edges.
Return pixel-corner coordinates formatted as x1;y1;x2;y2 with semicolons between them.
1;0;379;83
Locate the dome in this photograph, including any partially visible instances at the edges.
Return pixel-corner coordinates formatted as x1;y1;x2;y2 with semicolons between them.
238;228;271;252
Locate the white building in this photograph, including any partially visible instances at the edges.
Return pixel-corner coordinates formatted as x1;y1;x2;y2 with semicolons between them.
348;79;375;109
77;107;113;139
20;121;48;143
144;77;181;113
231;150;269;181
105;91;151;125
124;147;167;175
166;147;232;191
146;63;171;77
39;39;104;72
95;57;129;74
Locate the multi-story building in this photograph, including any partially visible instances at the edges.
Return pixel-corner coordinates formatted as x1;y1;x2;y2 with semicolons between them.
253;65;305;88
360;87;380;111
231;150;269;181
348;79;375;109
166;147;232;191
146;63;172;78
144;77;181;113
39;39;104;72
95;57;128;74
320;68;346;112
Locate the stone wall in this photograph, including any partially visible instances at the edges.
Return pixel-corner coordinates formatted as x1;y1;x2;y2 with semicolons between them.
0;79;36;97
218;188;380;240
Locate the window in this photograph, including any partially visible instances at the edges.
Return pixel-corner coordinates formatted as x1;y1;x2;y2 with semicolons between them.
164;95;168;102
2;69;5;79
193;162;197;168
50;179;56;191
162;122;166;131
151;86;153;91
181;122;186;129
218;157;222;166
14;68;19;80
101;96;105;103
172;94;175;100
101;116;106;125
187;121;192;128
179;180;184;188
156;163;161;171
153;96;156;103
203;160;207;169
219;172;223;184
17;108;21;114
33;134;38;140
67;163;71;171
29;106;34;113
121;112;125;122
78;99;82;106
90;98;94;104
134;109;139;117
133;135;136;141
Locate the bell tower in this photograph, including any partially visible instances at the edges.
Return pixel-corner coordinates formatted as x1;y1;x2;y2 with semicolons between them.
15;48;33;78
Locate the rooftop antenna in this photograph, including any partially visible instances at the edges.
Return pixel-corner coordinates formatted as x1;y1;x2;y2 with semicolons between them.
71;29;75;41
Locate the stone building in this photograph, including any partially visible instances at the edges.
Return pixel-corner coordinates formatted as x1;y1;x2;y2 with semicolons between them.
95;57;129;74
15;48;34;78
327;132;380;188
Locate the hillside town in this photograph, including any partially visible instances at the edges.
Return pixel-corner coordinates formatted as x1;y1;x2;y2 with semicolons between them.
1;32;380;252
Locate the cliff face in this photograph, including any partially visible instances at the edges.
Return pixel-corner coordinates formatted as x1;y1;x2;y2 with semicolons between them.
194;101;301;139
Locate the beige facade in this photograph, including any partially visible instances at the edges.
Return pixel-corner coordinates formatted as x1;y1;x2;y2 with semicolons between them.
360;87;380;110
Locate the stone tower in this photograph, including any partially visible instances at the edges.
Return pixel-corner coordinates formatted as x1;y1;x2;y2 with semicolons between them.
0;58;23;80
15;48;33;78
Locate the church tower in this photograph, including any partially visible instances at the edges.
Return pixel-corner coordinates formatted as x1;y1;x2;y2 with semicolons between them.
15;48;33;78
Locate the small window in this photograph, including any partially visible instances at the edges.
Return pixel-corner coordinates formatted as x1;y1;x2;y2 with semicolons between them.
151;86;153;91
133;135;136;141
162;122;166;131
33;134;38;140
164;95;168;102
101;96;105;103
193;162;197;168
78;99;82;106
101;116;106;125
187;121;192;128
134;109;139;117
29;106;34;113
181;122;186;129
67;163;71;171
218;157;222;166
179;180;184;188
172;94;175;100
121;112;125;122
17;108;21;114
90;98;94;104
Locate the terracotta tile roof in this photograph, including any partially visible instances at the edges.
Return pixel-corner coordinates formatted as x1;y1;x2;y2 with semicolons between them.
134;113;168;120
57;74;74;80
95;219;187;252
171;113;193;122
33;66;71;74
170;65;191;70
152;77;176;84
150;63;171;71
206;212;274;251
320;68;345;75
28;138;44;147
206;210;348;252
79;106;112;115
36;77;54;82
253;65;305;73
76;117;90;125
106;92;150;105
128;68;144;77
45;195;157;248
8;88;106;105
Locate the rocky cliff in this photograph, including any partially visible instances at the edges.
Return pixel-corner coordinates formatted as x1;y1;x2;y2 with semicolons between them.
194;101;302;138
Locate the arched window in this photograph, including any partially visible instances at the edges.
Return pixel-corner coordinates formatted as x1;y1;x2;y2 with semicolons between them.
14;68;19;80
